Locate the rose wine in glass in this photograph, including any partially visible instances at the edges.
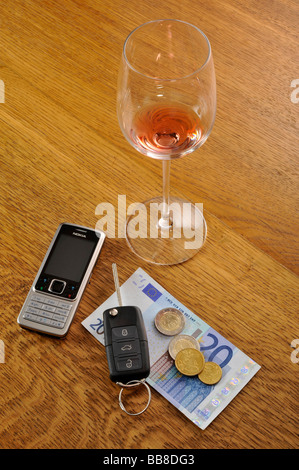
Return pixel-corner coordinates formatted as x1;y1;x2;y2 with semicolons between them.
117;20;216;265
131;102;204;158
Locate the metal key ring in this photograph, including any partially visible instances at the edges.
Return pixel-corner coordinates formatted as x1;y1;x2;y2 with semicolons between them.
116;379;151;416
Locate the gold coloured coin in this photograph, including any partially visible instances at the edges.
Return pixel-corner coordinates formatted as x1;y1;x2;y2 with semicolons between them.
155;308;185;336
198;362;222;385
175;348;205;376
168;334;200;360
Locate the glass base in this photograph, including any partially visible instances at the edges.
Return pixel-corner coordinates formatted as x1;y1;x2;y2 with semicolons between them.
125;196;207;265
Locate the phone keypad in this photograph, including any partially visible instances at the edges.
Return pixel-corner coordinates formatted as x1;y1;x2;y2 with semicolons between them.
23;293;73;329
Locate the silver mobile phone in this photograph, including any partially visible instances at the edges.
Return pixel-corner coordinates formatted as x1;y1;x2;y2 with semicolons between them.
17;223;105;337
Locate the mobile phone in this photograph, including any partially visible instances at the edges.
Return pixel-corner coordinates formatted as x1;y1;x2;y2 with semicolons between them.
17;223;105;337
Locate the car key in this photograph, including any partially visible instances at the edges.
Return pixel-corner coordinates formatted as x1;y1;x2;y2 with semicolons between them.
103;264;150;384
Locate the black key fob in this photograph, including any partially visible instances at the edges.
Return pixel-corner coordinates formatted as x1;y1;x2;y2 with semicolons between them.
103;305;150;384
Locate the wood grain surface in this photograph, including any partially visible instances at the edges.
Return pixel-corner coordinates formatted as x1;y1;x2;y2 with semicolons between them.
0;0;298;450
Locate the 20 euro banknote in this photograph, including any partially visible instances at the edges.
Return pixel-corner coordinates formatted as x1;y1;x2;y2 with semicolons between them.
82;267;260;429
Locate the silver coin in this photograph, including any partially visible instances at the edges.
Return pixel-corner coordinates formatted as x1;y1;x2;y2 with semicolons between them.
168;334;200;360
154;308;185;336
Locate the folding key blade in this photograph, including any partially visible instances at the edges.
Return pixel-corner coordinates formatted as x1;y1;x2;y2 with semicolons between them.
112;263;122;307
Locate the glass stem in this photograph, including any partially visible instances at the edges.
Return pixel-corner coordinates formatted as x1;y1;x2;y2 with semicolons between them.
159;160;172;228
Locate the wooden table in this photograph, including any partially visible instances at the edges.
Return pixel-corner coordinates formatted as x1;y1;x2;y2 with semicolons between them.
0;0;298;450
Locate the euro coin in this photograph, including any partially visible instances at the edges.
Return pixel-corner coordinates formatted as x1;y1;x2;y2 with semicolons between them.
175;348;205;376
198;362;222;385
155;308;185;336
168;334;200;360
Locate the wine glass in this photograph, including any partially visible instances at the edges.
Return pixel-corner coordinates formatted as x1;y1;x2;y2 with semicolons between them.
117;19;216;265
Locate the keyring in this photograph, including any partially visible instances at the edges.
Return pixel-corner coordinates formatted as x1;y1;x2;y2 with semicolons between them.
116;379;151;416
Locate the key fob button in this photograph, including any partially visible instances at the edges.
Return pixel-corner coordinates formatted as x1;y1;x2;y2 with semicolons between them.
112;325;138;340
115;355;142;372
112;339;141;357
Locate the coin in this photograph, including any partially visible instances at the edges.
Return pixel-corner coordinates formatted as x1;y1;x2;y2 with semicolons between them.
154;308;185;336
168;334;200;360
198;362;222;385
175;348;205;376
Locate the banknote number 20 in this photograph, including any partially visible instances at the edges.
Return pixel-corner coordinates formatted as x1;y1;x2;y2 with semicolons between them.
200;333;233;368
90;318;104;334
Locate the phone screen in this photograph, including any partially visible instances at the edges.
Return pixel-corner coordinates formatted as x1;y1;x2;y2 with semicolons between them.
34;225;102;298
44;234;96;282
